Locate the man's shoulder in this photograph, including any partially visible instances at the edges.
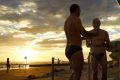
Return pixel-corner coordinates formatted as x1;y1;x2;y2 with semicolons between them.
70;16;80;21
100;29;108;33
100;29;109;36
73;17;80;24
70;16;82;27
65;16;80;23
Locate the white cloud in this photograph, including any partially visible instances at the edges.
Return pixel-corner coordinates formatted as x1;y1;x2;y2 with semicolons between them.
101;16;119;22
19;2;37;13
105;27;120;41
54;14;63;19
13;33;35;40
18;20;31;28
108;16;119;21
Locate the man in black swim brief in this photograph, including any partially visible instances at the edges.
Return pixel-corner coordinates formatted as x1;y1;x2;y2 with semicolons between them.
64;4;97;80
90;53;106;62
86;18;111;80
65;45;82;60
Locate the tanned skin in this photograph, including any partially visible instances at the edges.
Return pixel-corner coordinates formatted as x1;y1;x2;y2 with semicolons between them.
64;4;97;80
86;18;111;80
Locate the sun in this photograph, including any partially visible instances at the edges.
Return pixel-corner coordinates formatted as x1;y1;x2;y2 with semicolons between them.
16;47;38;63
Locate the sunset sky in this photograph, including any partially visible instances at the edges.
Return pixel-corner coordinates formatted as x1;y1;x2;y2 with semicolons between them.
0;0;120;63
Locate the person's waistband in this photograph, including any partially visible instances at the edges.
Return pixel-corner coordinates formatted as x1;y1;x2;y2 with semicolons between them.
90;45;105;47
89;52;106;55
67;45;82;50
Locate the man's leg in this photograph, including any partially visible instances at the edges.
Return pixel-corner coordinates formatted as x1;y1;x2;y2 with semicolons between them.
69;59;74;80
88;54;92;80
91;55;98;80
6;67;8;73
70;51;84;80
100;55;107;80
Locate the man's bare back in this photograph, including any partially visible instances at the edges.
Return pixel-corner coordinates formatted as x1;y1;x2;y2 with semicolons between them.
64;4;98;80
87;18;111;80
64;15;83;46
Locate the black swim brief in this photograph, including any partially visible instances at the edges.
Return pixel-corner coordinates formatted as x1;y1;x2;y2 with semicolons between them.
90;53;106;62
65;45;82;59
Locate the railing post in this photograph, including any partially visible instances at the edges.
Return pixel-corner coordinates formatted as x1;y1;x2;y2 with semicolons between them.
118;57;120;79
88;54;91;80
52;57;54;80
58;58;60;64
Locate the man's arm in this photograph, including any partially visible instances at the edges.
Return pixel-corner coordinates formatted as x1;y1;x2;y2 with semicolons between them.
105;32;111;52
86;39;92;47
75;18;97;37
81;37;87;40
81;36;92;47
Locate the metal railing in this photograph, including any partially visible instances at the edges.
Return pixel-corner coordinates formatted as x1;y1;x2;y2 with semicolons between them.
51;57;120;80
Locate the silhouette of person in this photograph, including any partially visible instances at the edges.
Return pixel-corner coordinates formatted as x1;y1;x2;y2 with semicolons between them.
86;18;111;80
64;4;98;80
6;58;10;73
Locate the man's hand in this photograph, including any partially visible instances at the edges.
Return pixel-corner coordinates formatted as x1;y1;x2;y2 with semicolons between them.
86;37;92;47
105;44;112;52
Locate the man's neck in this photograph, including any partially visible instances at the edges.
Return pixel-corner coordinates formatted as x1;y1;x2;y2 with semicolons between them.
70;13;79;17
94;29;100;32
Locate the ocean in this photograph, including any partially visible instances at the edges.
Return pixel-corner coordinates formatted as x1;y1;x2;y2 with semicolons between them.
0;64;30;70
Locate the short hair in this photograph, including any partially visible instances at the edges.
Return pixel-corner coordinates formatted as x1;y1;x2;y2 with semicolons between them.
70;4;80;13
92;18;101;24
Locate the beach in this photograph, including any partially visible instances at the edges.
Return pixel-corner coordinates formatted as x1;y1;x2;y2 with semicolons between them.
0;66;51;80
0;66;70;80
0;64;119;80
